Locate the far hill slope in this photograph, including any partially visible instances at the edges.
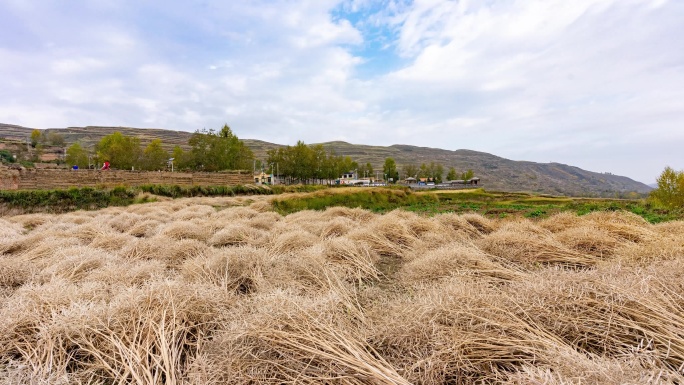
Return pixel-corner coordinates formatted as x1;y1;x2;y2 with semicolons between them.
0;123;651;196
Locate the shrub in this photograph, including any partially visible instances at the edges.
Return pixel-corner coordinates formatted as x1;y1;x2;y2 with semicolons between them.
650;166;684;209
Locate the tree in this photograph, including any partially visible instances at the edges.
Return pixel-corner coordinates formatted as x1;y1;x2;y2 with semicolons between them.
650;167;684;208
403;164;418;179
171;146;191;170
446;167;457;181
189;124;254;171
461;169;474;181
46;131;65;147
30;130;41;147
266;144;361;184
141;139;169;170
96;132;142;170
383;158;399;183
0;150;15;164
432;162;444;183
358;162;374;179
418;163;429;178
417;162;444;183
65;142;89;168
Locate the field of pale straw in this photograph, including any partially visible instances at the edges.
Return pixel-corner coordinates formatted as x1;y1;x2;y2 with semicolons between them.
1;194;684;384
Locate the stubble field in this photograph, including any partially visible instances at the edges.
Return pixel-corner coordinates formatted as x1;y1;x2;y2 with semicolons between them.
1;194;684;384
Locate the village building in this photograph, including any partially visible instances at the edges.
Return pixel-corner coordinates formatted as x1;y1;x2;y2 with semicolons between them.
253;171;274;185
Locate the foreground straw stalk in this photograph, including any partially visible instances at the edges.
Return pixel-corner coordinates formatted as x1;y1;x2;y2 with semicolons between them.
1;196;683;384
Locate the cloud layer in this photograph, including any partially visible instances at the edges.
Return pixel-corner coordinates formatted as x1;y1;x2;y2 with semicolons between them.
1;0;682;183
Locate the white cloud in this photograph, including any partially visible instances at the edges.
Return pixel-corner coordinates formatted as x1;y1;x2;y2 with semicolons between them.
0;0;682;183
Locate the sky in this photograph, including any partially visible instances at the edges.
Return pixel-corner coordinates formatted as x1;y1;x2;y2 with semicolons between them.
1;0;683;184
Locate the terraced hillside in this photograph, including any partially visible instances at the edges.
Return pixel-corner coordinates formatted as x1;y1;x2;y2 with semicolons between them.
0;123;651;196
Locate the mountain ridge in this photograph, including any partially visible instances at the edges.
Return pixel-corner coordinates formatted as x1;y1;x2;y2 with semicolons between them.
0;123;651;197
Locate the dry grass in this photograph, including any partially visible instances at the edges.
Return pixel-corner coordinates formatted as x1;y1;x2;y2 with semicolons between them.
1;198;684;384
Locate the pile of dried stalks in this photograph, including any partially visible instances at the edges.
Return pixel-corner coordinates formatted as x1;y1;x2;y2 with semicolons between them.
1;198;683;384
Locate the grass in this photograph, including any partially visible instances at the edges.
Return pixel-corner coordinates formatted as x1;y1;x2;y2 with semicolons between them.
270;187;438;214
268;187;682;223
414;188;683;223
3;185;678;222
0;184;324;214
1;197;684;384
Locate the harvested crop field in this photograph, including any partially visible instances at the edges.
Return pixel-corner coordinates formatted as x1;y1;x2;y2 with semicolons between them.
1;195;684;384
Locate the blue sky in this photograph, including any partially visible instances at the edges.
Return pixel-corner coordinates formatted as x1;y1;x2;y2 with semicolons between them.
1;0;683;183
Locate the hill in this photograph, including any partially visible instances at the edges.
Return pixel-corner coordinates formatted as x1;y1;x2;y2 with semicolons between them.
0;123;651;196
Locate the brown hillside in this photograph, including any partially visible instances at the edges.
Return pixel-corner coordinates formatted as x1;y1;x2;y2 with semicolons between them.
0;123;651;196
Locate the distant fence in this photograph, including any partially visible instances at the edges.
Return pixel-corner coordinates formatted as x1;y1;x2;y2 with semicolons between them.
0;168;253;190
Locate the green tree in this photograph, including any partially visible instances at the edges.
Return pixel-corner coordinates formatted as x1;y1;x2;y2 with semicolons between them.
461;169;474;181
650;167;684;208
141;139;169;170
171;146;191;170
266;144;361;184
446;167;457;181
418;163;429;178
0;150;15;163
96;132;142;170
65;142;89;168
383;157;399;183
30;129;41;147
46;131;65;147
189;124;254;171
357;162;374;179
417;162;444;183
310;144;327;181
403;164;418;179
431;162;444;183
290;140;314;181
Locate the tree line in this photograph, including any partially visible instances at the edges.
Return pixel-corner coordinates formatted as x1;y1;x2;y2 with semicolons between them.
265;141;368;184
65;125;254;171
58;125;475;185
400;162;474;184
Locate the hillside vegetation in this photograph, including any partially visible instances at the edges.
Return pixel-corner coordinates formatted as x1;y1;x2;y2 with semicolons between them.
1;123;651;196
1;194;683;384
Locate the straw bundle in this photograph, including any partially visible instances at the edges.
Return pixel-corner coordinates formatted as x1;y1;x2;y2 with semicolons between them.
244;210;281;231
209;223;268;248
539;211;584;233
36;246;110;283
479;222;597;268
206;290;409;385
267;229;318;255
107;212;145;233
6;213;53;229
90;231;138;252
434;213;484;240
181;246;266;294
3;195;684;383
461;213;496;235
322;237;381;282
554;225;620;258
319;216;355;238
399;242;523;283
161;220;211;241
171;204;217;221
127;219;163;238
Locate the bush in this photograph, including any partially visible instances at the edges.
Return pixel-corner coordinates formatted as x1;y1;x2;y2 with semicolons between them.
0;149;15;163
650;167;684;209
